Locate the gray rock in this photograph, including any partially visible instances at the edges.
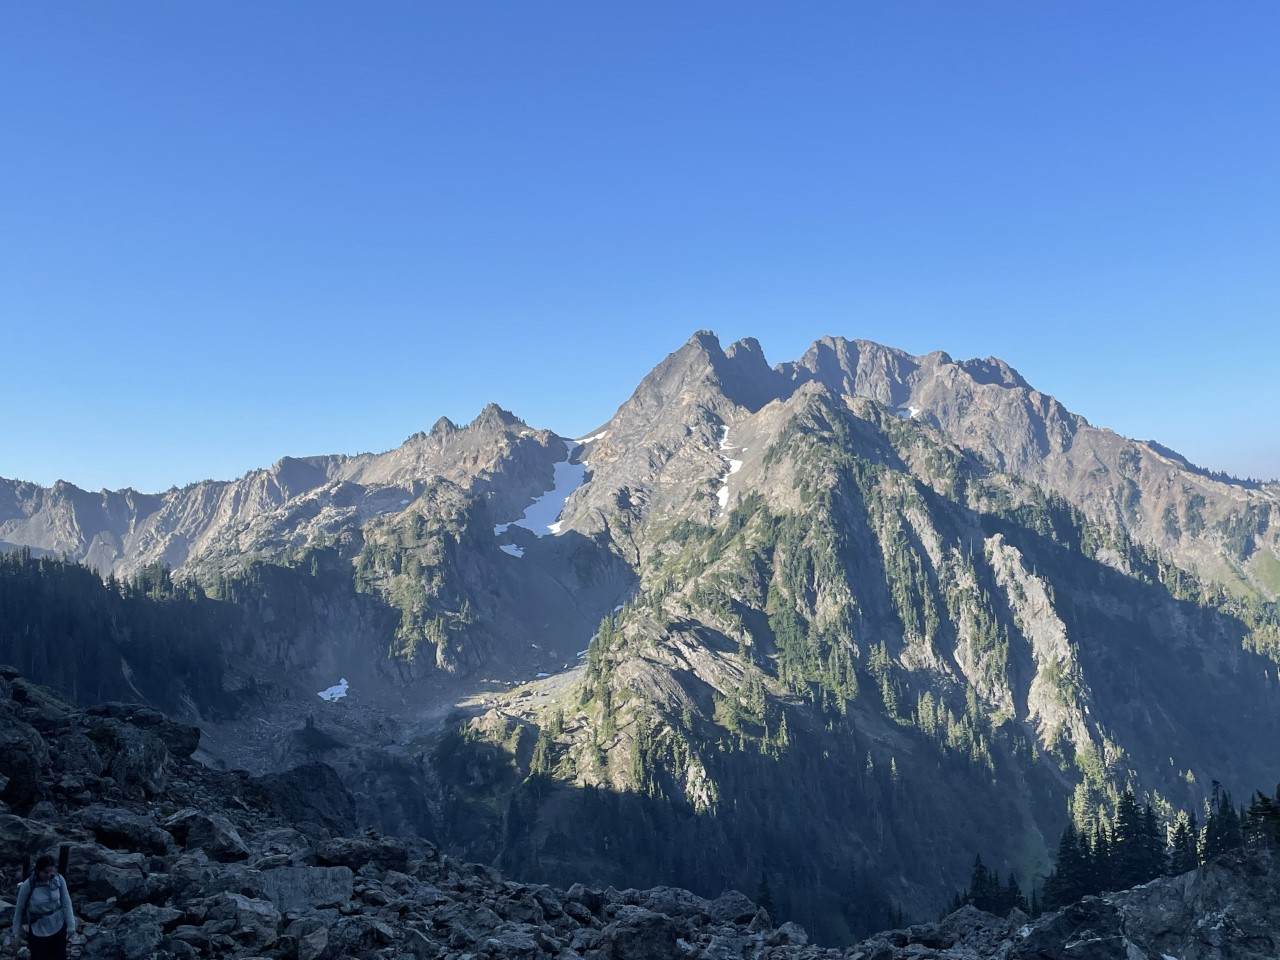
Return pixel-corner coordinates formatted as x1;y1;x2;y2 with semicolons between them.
87;862;148;901
332;914;397;950
78;806;173;855
297;924;329;960
0;813;60;865
258;864;354;912
638;885;709;920
52;732;105;777
163;809;249;861
315;833;409;873
0;722;50;813
602;904;682;960
81;703;201;758
769;921;809;947
85;721;171;797
478;928;542;959
82;919;164;960
706;890;758;925
61;841;148;895
205;891;281;946
403;928;440;960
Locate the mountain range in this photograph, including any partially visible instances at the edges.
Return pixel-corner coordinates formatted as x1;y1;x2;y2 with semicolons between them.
3;331;1278;942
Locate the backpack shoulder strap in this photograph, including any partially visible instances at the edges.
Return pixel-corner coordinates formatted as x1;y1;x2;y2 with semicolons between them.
14;878;32;922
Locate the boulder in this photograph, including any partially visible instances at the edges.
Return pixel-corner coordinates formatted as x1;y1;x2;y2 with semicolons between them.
0;721;50;813
82;920;164;960
602;905;682;960
166;852;266;903
296;924;329;960
638;885;709;920
87;862;148;901
85;721;171;797
0;814;60;865
706;890;758;925
163;809;249;861
78;806;174;855
402;928;438;960
331;915;397;951
258;865;354;912
205;892;281;947
770;920;809;946
60;841;147;896
315;833;409;873
51;732;105;777
478;927;542;959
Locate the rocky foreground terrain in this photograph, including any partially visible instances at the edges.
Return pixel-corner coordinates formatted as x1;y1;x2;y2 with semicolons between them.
2;666;1278;960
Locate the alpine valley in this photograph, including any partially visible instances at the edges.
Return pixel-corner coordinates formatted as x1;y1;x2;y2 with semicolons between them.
3;332;1280;946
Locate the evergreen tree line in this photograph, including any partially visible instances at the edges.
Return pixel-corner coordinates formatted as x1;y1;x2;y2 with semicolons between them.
0;549;235;715
955;782;1280;918
0;546;393;718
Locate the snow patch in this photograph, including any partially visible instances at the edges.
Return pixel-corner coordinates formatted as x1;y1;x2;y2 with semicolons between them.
318;678;349;701
894;406;922;420
714;426;743;513
400;499;410;505
576;430;610;444
499;544;525;558
504;440;587;537
536;672;550;679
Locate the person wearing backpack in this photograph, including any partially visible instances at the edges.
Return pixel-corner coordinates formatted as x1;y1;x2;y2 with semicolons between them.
6;855;76;960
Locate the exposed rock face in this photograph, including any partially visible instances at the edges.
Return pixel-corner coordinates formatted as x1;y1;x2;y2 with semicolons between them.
779;335;1279;596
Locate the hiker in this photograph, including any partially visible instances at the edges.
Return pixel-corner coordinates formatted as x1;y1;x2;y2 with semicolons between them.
7;855;76;959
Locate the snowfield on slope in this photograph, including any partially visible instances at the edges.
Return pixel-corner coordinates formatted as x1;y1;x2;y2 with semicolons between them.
494;439;587;539
716;426;744;512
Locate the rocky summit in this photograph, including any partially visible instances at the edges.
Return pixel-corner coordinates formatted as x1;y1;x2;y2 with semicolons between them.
2;665;1278;960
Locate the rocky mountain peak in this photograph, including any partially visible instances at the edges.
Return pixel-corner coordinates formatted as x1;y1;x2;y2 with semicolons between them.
781;336;919;408
469;403;525;433
429;415;459;437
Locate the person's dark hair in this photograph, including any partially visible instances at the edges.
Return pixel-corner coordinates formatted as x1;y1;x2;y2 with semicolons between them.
33;854;55;876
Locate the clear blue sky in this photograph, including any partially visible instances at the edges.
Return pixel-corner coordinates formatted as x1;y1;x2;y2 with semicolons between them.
3;2;1277;492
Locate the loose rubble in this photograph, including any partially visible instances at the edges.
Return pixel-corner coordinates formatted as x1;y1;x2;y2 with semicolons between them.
2;664;1277;959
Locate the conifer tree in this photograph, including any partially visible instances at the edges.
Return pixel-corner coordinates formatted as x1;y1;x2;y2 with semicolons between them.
1243;789;1280;848
1089;819;1111;893
1204;781;1243;859
1043;824;1088;909
1111;789;1147;890
1168;812;1198;875
1141;803;1167;879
